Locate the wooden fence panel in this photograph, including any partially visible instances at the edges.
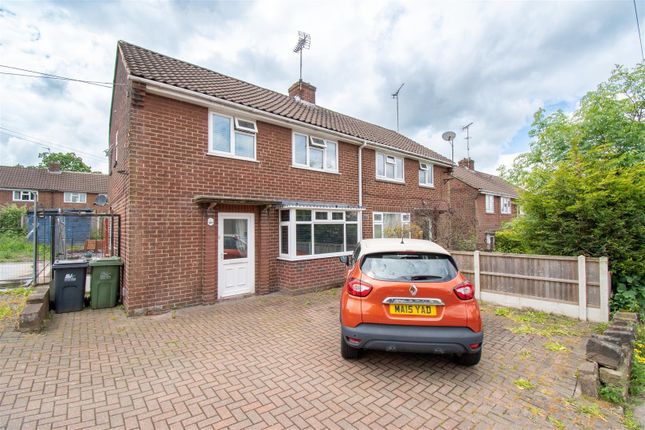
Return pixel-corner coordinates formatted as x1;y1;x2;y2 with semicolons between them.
450;251;610;322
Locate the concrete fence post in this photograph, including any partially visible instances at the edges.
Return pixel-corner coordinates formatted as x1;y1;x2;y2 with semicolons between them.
599;257;610;323
578;255;587;321
473;251;481;300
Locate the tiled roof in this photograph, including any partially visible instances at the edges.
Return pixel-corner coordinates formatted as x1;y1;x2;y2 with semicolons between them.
452;166;519;198
0;166;108;194
118;41;452;165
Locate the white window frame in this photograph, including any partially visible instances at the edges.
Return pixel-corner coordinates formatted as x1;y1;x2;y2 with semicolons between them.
485;194;495;214
234;118;258;134
500;197;511;214
12;190;35;202
372;212;411;239
279;209;360;260
291;132;339;173
418;161;434;187
376;151;405;183
208;111;257;161
64;192;87;204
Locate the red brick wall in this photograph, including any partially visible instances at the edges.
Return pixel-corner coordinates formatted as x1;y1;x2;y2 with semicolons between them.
111;77;453;313
361;148;451;239
474;194;517;249
0;190;106;212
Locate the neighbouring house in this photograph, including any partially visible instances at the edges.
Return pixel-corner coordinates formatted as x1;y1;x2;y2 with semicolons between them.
0;163;108;212
109;41;455;314
449;158;520;250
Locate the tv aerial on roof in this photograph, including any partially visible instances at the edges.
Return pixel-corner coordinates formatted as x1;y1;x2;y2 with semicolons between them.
293;31;311;83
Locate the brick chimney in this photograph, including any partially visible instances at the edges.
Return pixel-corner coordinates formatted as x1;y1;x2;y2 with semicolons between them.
48;161;62;174
288;80;316;104
458;158;475;170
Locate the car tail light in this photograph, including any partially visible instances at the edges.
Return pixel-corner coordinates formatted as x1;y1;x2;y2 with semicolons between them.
454;281;474;300
347;278;372;297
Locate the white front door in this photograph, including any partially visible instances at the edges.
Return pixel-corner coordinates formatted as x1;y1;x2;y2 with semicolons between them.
218;213;255;298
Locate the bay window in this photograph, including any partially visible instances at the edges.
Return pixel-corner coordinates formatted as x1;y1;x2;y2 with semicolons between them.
292;133;338;173
373;212;411;238
376;152;404;182
279;209;359;259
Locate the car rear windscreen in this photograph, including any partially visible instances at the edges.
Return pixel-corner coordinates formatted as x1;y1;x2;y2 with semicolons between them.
361;252;458;282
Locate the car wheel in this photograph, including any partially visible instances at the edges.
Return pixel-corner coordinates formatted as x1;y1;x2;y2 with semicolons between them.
340;336;360;359
454;350;481;366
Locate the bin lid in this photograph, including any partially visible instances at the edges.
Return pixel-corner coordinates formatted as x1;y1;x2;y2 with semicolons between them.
53;259;89;269
89;257;123;267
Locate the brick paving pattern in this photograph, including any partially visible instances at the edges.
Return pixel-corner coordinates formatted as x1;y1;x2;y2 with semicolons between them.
0;289;621;429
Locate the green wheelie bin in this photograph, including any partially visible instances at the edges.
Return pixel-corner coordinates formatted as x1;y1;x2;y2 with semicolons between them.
89;257;123;309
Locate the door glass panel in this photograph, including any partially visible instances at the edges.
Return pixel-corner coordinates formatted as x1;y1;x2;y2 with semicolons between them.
223;219;248;259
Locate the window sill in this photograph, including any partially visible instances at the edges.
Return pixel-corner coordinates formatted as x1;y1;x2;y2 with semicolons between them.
291;164;340;175
419;184;435;189
485;211;495;214
278;251;352;262
207;152;260;163
375;177;405;185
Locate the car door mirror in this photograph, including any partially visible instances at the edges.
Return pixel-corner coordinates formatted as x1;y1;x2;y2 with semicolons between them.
339;255;351;266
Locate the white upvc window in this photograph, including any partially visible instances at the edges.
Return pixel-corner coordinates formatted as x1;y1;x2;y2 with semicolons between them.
279;209;359;259
209;112;257;161
12;190;35;202
485;194;495;213
419;162;434;187
373;212;411;238
376;152;404;182
64;192;87;203
501;197;511;214
292;132;338;173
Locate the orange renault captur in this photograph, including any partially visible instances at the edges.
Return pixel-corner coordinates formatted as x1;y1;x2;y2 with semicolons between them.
338;238;483;365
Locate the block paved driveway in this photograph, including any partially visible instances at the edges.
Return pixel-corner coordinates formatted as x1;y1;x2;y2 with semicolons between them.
0;289;621;429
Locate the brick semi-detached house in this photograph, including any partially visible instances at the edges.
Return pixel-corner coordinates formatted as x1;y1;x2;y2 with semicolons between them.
0;163;108;212
109;41;456;314
450;158;520;250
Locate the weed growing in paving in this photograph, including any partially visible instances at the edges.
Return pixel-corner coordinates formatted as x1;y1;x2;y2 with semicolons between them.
593;322;608;335
0;287;31;328
493;306;580;337
513;378;536;390
543;341;568;352
546;415;565;430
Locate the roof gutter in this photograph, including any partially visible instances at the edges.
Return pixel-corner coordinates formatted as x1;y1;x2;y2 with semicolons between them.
128;75;452;167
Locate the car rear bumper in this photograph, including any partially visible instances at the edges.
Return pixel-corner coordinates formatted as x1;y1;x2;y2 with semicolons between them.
341;324;483;355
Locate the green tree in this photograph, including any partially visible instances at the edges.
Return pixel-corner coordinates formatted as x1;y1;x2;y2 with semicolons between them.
499;63;645;312
37;152;91;172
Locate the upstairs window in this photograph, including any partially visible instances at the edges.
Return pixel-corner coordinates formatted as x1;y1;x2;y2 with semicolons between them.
292;133;338;172
419;162;434;187
64;192;87;204
376;152;404;182
501;197;511;214
13;190;35;202
209;112;257;160
485;194;495;213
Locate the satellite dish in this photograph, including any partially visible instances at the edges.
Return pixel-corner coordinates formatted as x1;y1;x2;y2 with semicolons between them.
442;131;456;142
94;194;108;206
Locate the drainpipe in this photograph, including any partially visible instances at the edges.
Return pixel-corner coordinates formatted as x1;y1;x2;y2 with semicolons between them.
358;141;367;241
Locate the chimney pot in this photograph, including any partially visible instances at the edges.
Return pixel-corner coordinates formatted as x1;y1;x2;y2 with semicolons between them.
288;80;316;104
458;158;475;170
48;161;62;174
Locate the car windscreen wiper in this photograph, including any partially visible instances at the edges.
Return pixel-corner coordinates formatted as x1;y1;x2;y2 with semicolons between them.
410;275;443;281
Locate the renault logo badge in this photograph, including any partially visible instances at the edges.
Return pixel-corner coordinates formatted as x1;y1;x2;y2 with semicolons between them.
409;284;418;296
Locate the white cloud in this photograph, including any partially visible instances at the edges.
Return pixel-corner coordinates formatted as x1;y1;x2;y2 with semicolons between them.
0;0;640;174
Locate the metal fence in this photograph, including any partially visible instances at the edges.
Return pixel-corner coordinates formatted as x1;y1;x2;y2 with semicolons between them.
0;211;120;288
451;250;611;322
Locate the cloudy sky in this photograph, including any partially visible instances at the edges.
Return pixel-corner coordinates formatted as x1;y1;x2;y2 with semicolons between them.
0;0;642;174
